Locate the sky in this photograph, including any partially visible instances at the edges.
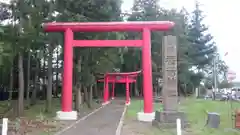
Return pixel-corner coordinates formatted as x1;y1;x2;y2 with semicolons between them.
1;0;240;81
122;0;240;81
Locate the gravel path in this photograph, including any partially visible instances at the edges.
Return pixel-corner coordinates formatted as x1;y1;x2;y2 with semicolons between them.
59;100;125;135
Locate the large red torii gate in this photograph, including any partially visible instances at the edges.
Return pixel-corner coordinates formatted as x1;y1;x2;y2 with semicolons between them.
43;21;174;122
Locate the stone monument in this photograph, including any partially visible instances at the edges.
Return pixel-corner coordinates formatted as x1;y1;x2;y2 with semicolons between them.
153;35;188;128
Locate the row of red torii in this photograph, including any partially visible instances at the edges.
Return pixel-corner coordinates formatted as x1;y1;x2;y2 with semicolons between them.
43;21;175;122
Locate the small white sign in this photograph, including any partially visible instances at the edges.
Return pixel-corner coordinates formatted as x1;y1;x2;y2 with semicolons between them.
2;118;8;135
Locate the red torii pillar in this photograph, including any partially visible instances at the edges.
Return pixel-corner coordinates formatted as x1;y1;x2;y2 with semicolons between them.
43;21;174;121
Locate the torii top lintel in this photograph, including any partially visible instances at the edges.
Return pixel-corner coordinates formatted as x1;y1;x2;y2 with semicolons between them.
43;21;175;32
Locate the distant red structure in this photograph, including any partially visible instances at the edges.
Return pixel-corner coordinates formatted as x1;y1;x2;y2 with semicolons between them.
43;21;174;121
97;71;141;105
235;109;240;129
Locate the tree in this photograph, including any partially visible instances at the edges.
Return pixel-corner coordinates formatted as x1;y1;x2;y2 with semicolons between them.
127;0;198;94
0;0;56;116
218;80;233;89
0;2;10;21
0;0;228;127
0;2;11;65
187;2;216;70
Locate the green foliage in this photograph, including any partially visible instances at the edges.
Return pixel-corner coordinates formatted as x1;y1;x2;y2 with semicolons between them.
55;0;124;86
0;0;225;94
124;0;222;93
218;80;233;89
187;2;216;69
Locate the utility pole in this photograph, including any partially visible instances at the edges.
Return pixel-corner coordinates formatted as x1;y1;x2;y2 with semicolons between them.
212;54;219;100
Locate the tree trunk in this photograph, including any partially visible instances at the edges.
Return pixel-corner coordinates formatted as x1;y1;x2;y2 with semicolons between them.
83;86;88;103
94;84;98;98
55;47;59;97
75;56;82;111
42;49;47;100
9;66;13;101
88;85;93;108
26;51;31;108
46;45;53;112
75;84;82;112
18;53;24;116
31;59;39;105
134;81;139;97
133;64;139;97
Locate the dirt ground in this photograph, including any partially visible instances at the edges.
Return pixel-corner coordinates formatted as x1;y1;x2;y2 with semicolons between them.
6;103;101;135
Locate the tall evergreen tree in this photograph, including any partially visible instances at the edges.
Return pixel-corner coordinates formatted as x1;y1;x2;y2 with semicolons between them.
187;2;216;69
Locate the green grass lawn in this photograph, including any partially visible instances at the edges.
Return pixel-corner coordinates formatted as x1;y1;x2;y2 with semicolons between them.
126;98;240;135
0;100;10;114
181;98;240;135
126;100;163;118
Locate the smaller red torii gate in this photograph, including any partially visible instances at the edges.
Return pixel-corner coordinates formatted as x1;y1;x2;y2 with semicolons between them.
97;71;141;105
43;21;174;122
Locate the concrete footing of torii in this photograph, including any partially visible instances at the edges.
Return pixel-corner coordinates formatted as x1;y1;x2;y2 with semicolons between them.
55;100;155;122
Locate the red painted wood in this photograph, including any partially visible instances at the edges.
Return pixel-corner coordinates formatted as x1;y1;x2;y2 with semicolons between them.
106;70;141;76
73;40;143;47
97;78;136;83
126;77;130;104
142;28;153;113
62;29;73;112
44;21;174;32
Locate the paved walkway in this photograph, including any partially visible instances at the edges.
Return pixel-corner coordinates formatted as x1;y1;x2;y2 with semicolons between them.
59;100;125;135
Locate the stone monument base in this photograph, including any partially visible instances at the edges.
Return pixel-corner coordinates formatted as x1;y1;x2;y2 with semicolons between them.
152;110;189;129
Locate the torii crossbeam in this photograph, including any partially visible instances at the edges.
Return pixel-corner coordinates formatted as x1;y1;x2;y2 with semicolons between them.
43;21;174;122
